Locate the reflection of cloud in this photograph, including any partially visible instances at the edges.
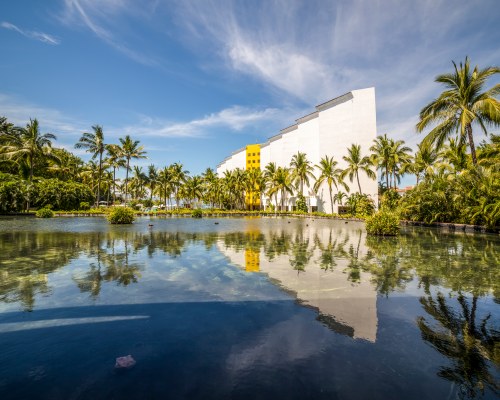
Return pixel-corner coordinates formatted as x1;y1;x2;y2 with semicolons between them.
0;315;149;333
1;21;60;45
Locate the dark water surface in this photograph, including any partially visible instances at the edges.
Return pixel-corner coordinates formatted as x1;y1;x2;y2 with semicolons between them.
0;216;498;399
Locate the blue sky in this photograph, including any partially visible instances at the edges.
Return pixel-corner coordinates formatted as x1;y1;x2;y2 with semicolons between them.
1;0;499;183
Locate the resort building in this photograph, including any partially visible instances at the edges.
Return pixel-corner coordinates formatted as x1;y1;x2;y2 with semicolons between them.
216;88;378;213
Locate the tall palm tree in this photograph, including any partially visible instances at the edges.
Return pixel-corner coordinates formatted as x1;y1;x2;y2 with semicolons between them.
75;125;105;206
246;167;264;210
105;143;125;203
388;139;412;189
290;151;315;196
416;57;500;165
147;164;158;202
269;167;294;211
118;135;147;203
370;134;392;189
409;141;438;184
158;166;174;208
313;155;349;214
1;118;57;183
263;162;278;210
202;167;217;208
169;162;188;209
341;144;376;194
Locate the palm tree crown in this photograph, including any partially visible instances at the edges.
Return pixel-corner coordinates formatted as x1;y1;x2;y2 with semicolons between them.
416;57;500;165
314;155;348;214
341;144;376;194
290;152;315;196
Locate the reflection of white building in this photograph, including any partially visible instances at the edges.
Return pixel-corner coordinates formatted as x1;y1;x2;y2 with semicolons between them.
217;220;378;342
216;88;378;213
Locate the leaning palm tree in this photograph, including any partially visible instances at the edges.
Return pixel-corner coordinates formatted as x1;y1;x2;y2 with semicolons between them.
118;135;147;203
75;125;106;206
290;151;315;196
313;155;349;214
416;57;500;165
341;144;376;194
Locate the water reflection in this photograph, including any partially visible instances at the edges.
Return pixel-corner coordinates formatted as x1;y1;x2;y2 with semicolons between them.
417;293;500;398
0;218;498;397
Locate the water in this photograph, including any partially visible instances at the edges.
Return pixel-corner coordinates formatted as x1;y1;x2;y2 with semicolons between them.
0;216;498;399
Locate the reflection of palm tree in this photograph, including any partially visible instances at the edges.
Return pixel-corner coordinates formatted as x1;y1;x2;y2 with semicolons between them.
289;230;314;274
74;263;103;299
314;230;348;271
417;293;499;398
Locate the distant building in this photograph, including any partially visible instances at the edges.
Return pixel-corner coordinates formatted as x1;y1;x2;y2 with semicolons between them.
216;88;378;213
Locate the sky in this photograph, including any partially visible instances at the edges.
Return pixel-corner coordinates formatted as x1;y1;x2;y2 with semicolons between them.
1;0;500;184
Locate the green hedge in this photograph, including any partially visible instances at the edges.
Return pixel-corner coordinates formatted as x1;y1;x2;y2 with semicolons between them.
365;210;400;236
107;207;135;224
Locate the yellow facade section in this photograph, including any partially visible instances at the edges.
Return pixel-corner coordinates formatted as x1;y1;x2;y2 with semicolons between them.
245;144;261;209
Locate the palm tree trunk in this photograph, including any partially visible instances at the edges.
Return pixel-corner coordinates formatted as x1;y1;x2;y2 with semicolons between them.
466;123;477;165
329;185;333;214
97;152;102;207
385;162;389;189
356;173;362;194
112;167;116;204
125;159;130;203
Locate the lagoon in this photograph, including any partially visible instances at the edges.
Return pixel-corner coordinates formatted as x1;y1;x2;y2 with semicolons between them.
0;217;498;399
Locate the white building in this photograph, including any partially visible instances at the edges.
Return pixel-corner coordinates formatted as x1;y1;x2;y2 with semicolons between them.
216;87;378;213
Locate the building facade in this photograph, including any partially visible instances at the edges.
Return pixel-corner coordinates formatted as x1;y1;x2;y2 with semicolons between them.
216;88;378;213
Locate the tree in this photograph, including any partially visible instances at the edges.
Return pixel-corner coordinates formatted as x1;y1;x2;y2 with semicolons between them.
314;155;348;214
1;119;57;183
370;134;392;189
290;151;315;196
169;162;188;209
387;139;412;189
118;135;147;203
75;125;105;207
416;57;500;165
105;144;126;203
147;164;158;202
341;144;376;194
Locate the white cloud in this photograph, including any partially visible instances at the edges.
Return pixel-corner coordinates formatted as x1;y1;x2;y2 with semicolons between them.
58;0;158;66
1;21;60;45
0;93;85;134
117;106;283;138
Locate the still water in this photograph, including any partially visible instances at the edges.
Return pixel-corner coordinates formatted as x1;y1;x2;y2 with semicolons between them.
0;216;498;399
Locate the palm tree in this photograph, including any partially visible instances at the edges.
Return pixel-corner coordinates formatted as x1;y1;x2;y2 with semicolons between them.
75;125;105;206
342;144;376;194
147;164;158;202
130;166;147;199
105;143;126;203
314;155;349;214
246;168;264;210
416;57;500;165
290;151;315;196
263;162;278;210
158;166;174;208
118;135;147;203
388;139;412;189
169;162;188;209
410;141;438;184
184;176;203;208
370;134;392;189
1;119;57;183
202;167;217;208
270;167;294;211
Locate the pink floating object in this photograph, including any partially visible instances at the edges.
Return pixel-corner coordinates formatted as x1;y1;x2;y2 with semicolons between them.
115;355;136;369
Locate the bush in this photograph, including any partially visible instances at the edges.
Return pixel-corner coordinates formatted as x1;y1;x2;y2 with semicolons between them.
36;207;55;218
0;180;26;212
191;209;203;218
32;179;94;210
79;201;91;210
295;194;308;212
365;210;400;236
107;207;135;224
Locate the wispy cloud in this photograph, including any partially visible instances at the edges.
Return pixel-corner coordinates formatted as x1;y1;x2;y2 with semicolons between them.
58;0;158;66
1;21;60;45
0;93;85;134
118;106;283;139
175;0;500;144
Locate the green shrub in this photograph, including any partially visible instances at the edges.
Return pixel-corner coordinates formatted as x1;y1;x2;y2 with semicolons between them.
142;199;153;208
191;209;203;218
365;210;400;236
79;201;91;210
36;207;55;218
107;207;135;224
0;180;26;212
32;179;94;210
295;194;308;212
